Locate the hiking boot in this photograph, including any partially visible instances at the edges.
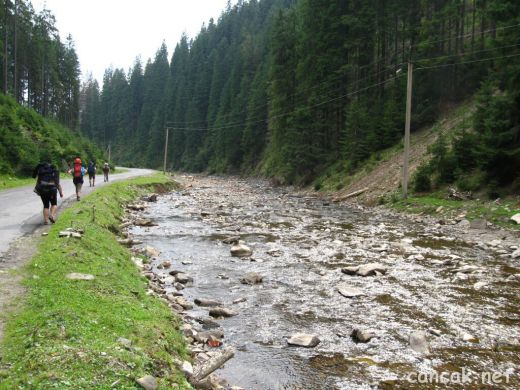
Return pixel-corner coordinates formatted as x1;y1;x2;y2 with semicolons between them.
49;216;56;224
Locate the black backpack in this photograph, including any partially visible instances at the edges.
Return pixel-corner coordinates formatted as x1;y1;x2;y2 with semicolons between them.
36;163;56;194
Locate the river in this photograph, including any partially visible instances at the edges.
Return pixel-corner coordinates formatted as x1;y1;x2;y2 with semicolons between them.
129;176;520;389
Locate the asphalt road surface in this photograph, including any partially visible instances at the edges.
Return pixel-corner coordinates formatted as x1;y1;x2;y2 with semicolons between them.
0;167;154;258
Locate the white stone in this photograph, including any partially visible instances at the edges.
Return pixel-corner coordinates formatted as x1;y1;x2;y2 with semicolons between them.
409;331;430;354
230;242;253;257
66;273;95;281
180;361;193;376
287;333;320;348
337;285;365;298
511;213;520;224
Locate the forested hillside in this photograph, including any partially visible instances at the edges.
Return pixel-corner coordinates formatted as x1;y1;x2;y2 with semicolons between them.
0;93;102;176
0;0;102;176
1;0;80;128
81;0;520;193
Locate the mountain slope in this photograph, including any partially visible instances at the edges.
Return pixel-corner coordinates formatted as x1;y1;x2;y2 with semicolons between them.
0;93;103;176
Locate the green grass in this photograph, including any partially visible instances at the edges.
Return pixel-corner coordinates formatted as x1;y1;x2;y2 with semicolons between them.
0;174;35;191
387;192;520;229
0;174;192;389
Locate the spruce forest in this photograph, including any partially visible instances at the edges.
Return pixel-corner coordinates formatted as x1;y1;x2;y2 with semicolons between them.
0;0;101;175
79;0;520;192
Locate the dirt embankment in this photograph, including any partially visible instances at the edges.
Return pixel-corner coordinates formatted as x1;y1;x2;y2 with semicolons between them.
333;104;474;205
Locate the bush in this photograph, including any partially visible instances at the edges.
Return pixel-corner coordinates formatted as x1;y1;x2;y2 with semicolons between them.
413;164;432;192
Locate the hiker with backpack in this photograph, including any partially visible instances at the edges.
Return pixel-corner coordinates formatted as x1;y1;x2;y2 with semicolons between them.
69;157;86;201
102;162;110;182
32;162;64;225
87;160;97;187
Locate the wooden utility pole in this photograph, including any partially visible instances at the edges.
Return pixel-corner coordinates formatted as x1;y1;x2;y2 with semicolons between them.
402;59;413;199
163;127;169;174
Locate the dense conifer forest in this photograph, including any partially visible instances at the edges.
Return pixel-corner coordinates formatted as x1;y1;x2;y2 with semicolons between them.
81;0;520;191
0;0;101;175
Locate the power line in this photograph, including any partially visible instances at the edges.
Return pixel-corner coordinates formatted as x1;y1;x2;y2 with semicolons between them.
415;52;520;71
411;22;520;50
414;43;520;64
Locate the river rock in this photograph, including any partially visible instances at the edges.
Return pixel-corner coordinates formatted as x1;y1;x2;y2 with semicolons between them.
136;375;157;390
357;263;387;277
144;246;160;258
287;333;320;348
169;296;193;310
511;213;520;224
351;328;377;343
146;194;158;202
195;298;222;307
462;332;479;343
231;242;253;257
66;273;95;281
240;272;263;285
511;249;520;259
131;257;144;269
222;236;240;244
473;281;488;290
337;285;365;298
409;331;430;354
233;297;247;304
195;330;224;343
175;273;193;284
117;337;132;348
469;219;487;230
341;266;359;275
181;361;193;377
209;307;237;318
457;219;471;229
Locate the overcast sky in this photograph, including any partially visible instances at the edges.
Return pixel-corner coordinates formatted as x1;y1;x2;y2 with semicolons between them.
32;0;234;84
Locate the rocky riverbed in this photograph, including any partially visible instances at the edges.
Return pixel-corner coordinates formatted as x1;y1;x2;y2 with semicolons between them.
127;175;520;389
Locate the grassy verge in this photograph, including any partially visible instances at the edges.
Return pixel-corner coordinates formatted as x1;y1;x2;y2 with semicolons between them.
0;175;34;191
385;191;520;230
0;175;192;389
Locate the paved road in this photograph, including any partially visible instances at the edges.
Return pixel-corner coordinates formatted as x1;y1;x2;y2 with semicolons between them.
0;167;154;258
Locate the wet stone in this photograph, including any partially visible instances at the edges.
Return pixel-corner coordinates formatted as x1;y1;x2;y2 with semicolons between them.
240;272;263;285
287;333;321;348
176;273;193;284
356;263;387;277
195;298;222;307
337;285;365;298
231;242;253;257
351;329;377;343
209;307;237;318
409;331;430;354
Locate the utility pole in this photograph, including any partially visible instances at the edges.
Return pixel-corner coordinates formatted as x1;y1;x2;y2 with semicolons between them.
107;143;111;164
402;59;413;199
163;127;169;174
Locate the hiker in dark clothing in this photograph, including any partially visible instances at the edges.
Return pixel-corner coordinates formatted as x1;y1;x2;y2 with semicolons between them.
87;160;96;187
102;162;110;182
32;162;64;225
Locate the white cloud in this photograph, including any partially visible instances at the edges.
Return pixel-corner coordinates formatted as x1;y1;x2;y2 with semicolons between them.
31;0;233;82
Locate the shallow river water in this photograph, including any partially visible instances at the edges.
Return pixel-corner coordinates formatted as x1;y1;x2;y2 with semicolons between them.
130;176;520;389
